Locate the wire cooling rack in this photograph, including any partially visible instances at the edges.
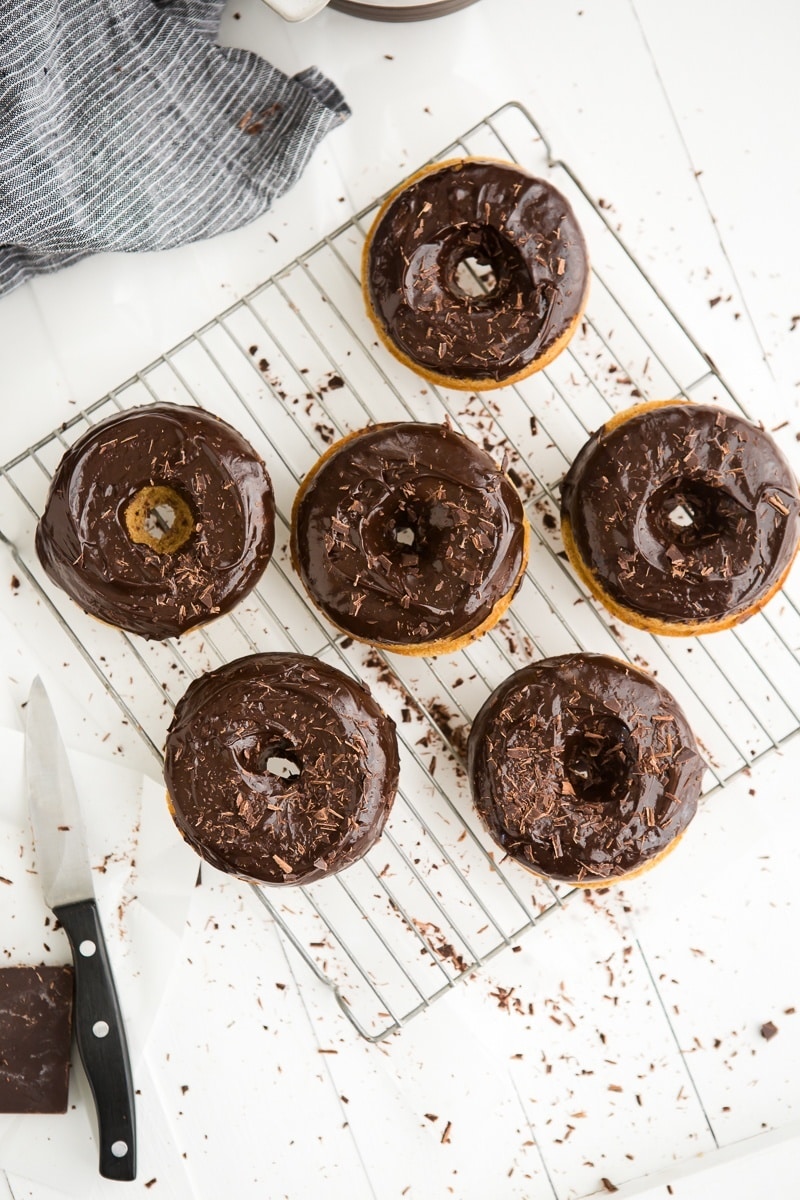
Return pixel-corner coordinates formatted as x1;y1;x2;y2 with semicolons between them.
4;102;800;1041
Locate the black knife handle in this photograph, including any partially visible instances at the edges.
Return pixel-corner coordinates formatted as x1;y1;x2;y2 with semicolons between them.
54;898;137;1181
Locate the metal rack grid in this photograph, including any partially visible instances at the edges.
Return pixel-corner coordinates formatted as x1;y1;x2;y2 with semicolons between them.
3;102;800;1041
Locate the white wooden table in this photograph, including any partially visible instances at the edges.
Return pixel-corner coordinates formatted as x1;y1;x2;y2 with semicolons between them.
1;1;798;1196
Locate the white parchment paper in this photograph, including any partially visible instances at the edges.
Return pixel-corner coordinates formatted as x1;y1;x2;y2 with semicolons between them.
0;727;198;1192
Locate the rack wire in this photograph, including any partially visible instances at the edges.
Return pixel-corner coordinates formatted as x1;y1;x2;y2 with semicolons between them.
3;102;800;1041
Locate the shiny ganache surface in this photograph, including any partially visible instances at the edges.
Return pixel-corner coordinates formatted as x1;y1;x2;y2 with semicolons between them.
291;422;527;647
468;654;704;884
164;654;400;886
561;402;800;626
35;404;275;639
365;158;588;382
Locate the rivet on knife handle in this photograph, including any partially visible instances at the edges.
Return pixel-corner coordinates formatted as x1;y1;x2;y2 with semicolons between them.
54;898;137;1181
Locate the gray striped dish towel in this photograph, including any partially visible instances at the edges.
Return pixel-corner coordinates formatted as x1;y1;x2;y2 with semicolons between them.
0;0;350;295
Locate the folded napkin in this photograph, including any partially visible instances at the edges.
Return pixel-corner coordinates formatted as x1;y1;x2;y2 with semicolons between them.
0;0;349;294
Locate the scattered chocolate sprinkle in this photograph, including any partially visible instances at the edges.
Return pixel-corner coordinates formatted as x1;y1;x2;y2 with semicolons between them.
413;919;468;973
760;1020;779;1040
767;494;790;516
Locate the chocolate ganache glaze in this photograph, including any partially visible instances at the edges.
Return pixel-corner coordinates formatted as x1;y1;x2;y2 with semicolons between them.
164;654;400;885
291;422;529;651
35;404;275;639
560;402;800;631
468;654;705;885
364;158;589;386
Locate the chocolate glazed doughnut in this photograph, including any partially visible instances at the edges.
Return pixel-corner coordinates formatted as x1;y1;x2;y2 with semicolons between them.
363;158;589;390
560;401;800;636
164;654;400;886
468;654;705;887
290;422;530;655
35;404;275;639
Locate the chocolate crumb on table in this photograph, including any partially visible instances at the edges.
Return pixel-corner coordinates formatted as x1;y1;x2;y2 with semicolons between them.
0;965;74;1113
760;1020;779;1040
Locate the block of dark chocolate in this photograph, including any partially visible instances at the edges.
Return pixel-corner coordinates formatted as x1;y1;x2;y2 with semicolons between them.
0;965;74;1114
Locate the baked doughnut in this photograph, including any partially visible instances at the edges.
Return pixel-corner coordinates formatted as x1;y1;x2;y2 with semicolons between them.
163;653;399;886
560;400;800;636
362;157;589;390
290;421;529;655
467;653;705;887
35;404;275;639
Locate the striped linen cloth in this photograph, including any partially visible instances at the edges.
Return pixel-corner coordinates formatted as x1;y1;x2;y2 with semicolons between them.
0;0;350;294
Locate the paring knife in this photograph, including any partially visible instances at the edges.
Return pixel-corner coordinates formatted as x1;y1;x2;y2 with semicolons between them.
24;677;136;1182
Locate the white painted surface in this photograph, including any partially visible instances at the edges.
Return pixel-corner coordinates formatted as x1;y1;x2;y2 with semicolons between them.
1;0;799;1196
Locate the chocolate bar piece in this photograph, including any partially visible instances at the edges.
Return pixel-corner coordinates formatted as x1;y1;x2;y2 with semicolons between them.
0;965;74;1113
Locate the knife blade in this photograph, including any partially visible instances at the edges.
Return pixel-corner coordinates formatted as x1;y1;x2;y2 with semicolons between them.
24;677;136;1182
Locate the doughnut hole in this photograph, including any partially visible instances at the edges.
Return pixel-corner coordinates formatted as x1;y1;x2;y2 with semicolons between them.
562;714;634;806
232;733;302;794
394;524;416;547
647;475;753;573
388;500;431;555
438;225;533;310
453;254;498;298
124;484;195;555
364;490;454;566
